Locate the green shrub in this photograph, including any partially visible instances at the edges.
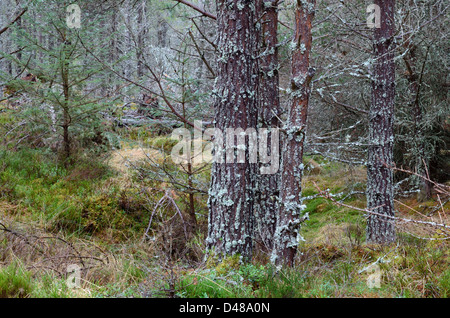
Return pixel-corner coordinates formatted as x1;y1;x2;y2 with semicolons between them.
238;263;266;287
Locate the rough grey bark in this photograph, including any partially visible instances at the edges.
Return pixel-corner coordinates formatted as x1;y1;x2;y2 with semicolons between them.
254;0;281;254
157;17;169;48
109;9;120;93
14;0;22;64
136;0;147;78
402;37;431;200
366;0;396;243
61;36;71;166
271;0;316;267
206;0;260;262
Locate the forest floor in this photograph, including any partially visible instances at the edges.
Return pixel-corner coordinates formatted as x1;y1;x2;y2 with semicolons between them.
0;132;449;298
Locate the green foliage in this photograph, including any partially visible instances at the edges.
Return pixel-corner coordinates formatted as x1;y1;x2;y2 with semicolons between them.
93;283;144;298
238;263;266;288
178;237;449;298
0;0;117;161
0;262;33;298
253;267;309;298
438;270;450;298
30;274;76;298
126;127;153;142
53;193;120;235
179;270;249;298
0;146;149;238
1;141;448;298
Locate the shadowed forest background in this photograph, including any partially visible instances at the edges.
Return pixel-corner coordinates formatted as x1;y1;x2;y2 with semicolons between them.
0;0;449;298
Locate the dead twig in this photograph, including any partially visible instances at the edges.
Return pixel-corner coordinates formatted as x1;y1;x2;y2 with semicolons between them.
142;190;188;243
311;181;450;240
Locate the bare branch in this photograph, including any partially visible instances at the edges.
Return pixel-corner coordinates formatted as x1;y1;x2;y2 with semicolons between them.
312;182;450;240
0;6;28;36
171;0;216;20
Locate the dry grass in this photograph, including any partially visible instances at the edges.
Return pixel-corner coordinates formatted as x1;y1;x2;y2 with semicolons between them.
303;163;367;193
310;223;349;245
108;142;165;175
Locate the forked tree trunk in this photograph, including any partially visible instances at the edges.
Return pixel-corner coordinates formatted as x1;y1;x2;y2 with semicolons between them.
366;0;396;244
271;0;316;267
254;0;281;254
206;0;260;261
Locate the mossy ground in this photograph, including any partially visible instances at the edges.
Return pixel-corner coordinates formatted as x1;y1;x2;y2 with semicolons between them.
0;130;448;298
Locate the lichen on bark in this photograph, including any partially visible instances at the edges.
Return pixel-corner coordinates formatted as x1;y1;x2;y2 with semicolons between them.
366;0;396;244
271;0;316;267
206;0;260;262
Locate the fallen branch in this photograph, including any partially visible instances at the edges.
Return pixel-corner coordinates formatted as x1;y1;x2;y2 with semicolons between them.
0;220;109;277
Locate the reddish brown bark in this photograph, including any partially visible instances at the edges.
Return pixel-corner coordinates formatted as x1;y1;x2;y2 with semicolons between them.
206;0;260;261
271;0;316;267
254;0;281;254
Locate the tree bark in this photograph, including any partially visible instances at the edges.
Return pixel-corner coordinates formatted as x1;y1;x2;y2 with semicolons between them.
136;0;146;78
366;0;396;244
402;39;431;200
271;0;316;267
206;0;260;262
61;39;71;166
254;0;281;254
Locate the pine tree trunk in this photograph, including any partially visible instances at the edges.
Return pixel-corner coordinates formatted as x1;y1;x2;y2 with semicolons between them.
15;0;22;64
110;10;120;93
206;0;260;262
366;0;396;244
254;0;281;254
271;0;316;267
403;40;431;200
61;37;71;166
136;0;146;78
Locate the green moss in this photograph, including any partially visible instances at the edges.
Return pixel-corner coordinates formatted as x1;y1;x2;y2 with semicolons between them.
150;136;179;153
215;254;241;276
